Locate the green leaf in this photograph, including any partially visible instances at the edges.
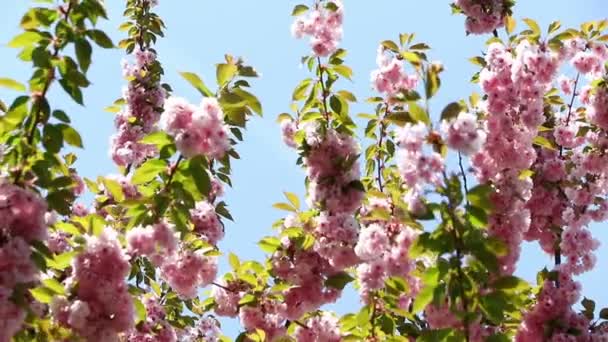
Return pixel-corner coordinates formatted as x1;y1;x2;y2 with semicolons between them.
582;297;595;320
386;111;413;127
325;271;354;290
292;4;309;16
333;65;353;80
381;40;399;52
337;90;357;102
408;102;430;125
52;109;70;123
132;159;167;185
468;56;487;68
0;78;26;92
57;124;83;148
258;236;281;253
75;38;92;72
533;136;557;150
42;278;65;295
8;31;43;48
292;78;312;101
440;102;462;121
140;131;173;148
229;252;240;270
133;297;147;324
86;29;114;48
188;156;211;197
284;192;300;210
58;78;83;105
272;202;296;212
600;308;608;320
523;18;541;36
493;275;529;292
505;16;516;35
425;68;441;99
233;88;262;116
216;63;238;86
42;124;63;153
179;71;214;97
30;286;55;304
548;21;562;34
412;284;434;313
467;184;493;210
400;51;421;64
102;178;125;202
47;251;76;270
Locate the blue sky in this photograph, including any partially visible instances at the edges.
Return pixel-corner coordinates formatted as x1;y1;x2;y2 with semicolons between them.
1;0;607;338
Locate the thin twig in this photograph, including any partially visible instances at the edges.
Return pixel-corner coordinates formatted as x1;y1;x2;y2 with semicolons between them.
458;152;470;206
317;57;330;123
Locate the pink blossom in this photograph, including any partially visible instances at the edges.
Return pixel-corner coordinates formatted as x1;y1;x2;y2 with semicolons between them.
442;111;487;155
160;249;217;299
292;1;344;57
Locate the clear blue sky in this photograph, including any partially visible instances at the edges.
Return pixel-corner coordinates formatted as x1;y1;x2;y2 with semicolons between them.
1;0;607;338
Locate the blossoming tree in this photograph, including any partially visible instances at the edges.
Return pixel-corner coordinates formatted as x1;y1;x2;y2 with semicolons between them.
0;0;607;341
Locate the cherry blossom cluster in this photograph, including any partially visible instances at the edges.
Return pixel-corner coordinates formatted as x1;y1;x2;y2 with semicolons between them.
160;97;231;160
293;312;342;342
127;222;218;299
263;123;363;328
0;183;48;339
126;296;177;342
395;122;444;213
269;215;345;321
190;200;224;245
524;39;608;277
179;316;221;342
291;0;344;57
517;273;607;341
126;221;177;266
239;301;287;341
355;198;421;305
472;33;608;339
110;47;165;167
302;123;363;214
472;40;560;274
441;111;487;156
213;277;286;340
357;223;420;302
52;228;133;341
371;46;418;99
453;0;510;35
426;302;497;342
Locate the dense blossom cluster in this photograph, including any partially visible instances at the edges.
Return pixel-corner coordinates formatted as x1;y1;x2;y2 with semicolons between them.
293;312;342;341
261;122;363;333
472;40;560;274
52;228;133;341
291;0;344;57
516;273;607;341
453;0;509;34
110;48;165;167
441;111;487;155
471;32;608;339
127;222;218;299
0;183;48;340
371;46;418;99
126;221;177;266
190;200;224;245
180;316;221;342
126;297;177;342
395;122;444;212
355;217;420;304
268;214;345;321
160;97;231;159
